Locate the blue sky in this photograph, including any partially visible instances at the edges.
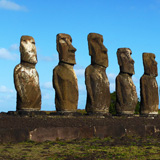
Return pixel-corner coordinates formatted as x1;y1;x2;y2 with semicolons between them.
0;0;160;112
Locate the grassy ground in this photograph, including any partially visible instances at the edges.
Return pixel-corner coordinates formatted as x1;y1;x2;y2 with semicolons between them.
0;136;160;160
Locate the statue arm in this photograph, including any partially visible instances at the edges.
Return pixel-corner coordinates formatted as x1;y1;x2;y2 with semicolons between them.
53;69;62;101
116;76;123;106
14;67;27;102
140;77;146;106
85;69;94;105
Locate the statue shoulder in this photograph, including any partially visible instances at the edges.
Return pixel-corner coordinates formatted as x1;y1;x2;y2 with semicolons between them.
14;64;22;73
116;73;121;80
53;65;59;71
85;65;93;73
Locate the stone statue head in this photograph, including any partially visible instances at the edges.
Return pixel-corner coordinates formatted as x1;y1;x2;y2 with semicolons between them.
56;33;77;65
20;36;37;64
143;53;158;77
117;48;135;75
88;33;108;68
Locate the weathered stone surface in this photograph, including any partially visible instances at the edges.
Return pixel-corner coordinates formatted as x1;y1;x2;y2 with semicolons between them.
0;128;29;143
85;33;110;114
14;36;41;111
94;125;126;138
1;114;160;143
140;53;159;115
145;125;156;135
116;48;138;115
53;33;78;112
125;125;146;137
30;127;94;142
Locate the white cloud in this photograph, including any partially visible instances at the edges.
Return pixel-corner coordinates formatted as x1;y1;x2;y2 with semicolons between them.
75;69;85;77
110;83;115;92
79;84;86;92
108;73;116;92
0;48;18;60
38;54;58;62
0;0;27;11
0;85;14;93
132;76;139;83
41;82;52;90
108;73;116;83
43;93;52;100
9;44;19;51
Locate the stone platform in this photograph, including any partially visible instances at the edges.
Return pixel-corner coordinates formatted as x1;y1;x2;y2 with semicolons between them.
0;111;160;143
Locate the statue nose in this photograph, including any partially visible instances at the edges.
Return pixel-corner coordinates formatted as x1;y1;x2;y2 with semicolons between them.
102;45;107;53
153;60;157;65
69;45;77;53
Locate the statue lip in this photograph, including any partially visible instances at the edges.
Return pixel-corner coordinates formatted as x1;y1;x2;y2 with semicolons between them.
68;51;76;54
92;63;107;69
59;61;75;66
102;50;107;54
144;73;158;77
120;72;134;76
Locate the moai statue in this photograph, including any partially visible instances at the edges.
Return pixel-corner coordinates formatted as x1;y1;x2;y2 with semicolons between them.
14;36;41;111
85;33;110;114
53;33;78;113
116;48;138;115
140;53;159;115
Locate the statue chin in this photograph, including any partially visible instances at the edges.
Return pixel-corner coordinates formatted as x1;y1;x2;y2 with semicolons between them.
60;58;76;65
29;59;37;64
21;57;37;65
96;62;108;68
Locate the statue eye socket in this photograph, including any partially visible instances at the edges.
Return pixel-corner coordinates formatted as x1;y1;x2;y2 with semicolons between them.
59;38;66;44
92;38;97;41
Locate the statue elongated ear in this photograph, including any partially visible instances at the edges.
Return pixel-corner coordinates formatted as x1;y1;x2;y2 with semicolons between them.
56;34;60;53
117;50;122;66
87;34;92;56
142;53;146;68
88;43;93;56
19;45;21;53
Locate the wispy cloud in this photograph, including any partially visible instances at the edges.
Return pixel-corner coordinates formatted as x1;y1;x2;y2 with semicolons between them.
43;93;52;100
0;0;27;11
74;65;85;77
0;48;19;60
41;82;52;90
108;73;116;83
132;76;139;83
0;85;14;93
75;69;85;77
38;54;58;62
79;84;86;92
110;83;115;92
9;44;19;51
108;73;116;92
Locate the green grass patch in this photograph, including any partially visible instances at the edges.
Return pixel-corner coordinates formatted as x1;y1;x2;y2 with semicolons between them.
0;137;160;159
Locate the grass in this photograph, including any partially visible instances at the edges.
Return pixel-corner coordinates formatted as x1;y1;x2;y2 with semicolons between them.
0;137;160;160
